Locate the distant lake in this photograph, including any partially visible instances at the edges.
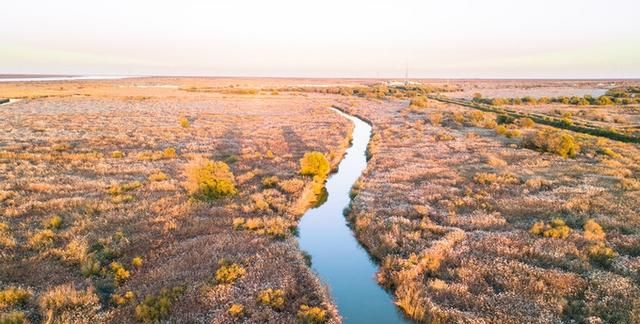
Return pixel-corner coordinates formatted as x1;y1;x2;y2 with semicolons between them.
456;87;609;99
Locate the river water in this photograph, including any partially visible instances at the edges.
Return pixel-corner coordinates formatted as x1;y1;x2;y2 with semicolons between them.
298;108;408;324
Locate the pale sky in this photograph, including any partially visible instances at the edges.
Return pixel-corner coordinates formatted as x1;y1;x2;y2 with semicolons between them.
2;0;639;78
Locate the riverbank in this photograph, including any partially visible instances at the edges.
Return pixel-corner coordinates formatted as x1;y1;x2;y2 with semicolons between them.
298;108;408;324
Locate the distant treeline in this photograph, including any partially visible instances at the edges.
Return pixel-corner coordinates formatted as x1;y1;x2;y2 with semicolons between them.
264;83;460;99
472;87;640;106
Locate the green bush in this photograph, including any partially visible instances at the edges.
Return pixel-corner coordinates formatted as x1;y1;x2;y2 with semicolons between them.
134;287;185;322
185;159;237;200
300;152;330;178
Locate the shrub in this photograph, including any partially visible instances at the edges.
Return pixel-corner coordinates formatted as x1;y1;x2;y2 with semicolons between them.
215;261;246;284
148;171;168;182
185;159;237;200
112;291;136;306
584;219;605;241
0;311;26;324
108;181;142;195
599;147;621;159
228;304;244;318
505;129;521;139
44;215;63;230
0;287;31;308
51;143;70;152
0;222;15;248
81;258;101;277
279;179;305;194
518;118;535;128
29;229;55;249
495;125;507;135
298;305;327;324
435;132;454;142
257;288;285;310
134;287;185;322
110;262;131;284
111;151;125;158
132;256;143;269
163;147;177;159
531;218;571;239
300;152;330;178
262;176;279;188
587;243;616;266
233;217;293;238
39;284;100;323
409;96;428;108
179;116;189;128
525;130;579;158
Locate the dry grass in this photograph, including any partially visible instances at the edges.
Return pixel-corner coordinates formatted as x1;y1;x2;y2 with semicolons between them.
0;78;350;323
338;92;640;323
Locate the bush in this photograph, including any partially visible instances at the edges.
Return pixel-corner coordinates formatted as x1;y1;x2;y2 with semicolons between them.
132;256;143;269
298;305;327;324
112;291;135;306
179;116;189;128
495;125;507;135
261;176;279;188
232;217;293;238
0;222;15;248
0;311;26;324
29;229;55;249
530;218;571;239
300;152;330;178
111;151;125;158
257;288;285;310
110;262;130;284
409;96;428;108
517;118;535;128
163;147;177;159
525;130;579;158
228;304;244;318
44;215;63;230
279;178;305;194
185;159;237;200
134;287;185;322
0;287;31;308
587;243;616;266
148;171;168;182
39;284;100;323
215;261;246;284
584;219;605;241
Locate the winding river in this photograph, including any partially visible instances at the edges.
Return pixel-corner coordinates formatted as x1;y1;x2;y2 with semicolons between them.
298;108;408;323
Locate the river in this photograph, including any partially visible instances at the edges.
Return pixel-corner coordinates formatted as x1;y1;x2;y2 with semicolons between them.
298;108;408;324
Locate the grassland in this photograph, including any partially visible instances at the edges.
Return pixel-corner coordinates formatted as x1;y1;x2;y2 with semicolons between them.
0;79;353;323
338;87;640;323
1;77;640;323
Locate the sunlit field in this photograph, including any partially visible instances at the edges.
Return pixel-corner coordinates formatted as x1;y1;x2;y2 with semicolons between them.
1;77;640;323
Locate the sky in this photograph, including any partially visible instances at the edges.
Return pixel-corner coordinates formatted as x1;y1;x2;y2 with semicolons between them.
1;0;639;78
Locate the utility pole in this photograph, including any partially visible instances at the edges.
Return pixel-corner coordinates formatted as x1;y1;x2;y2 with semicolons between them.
404;60;408;85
